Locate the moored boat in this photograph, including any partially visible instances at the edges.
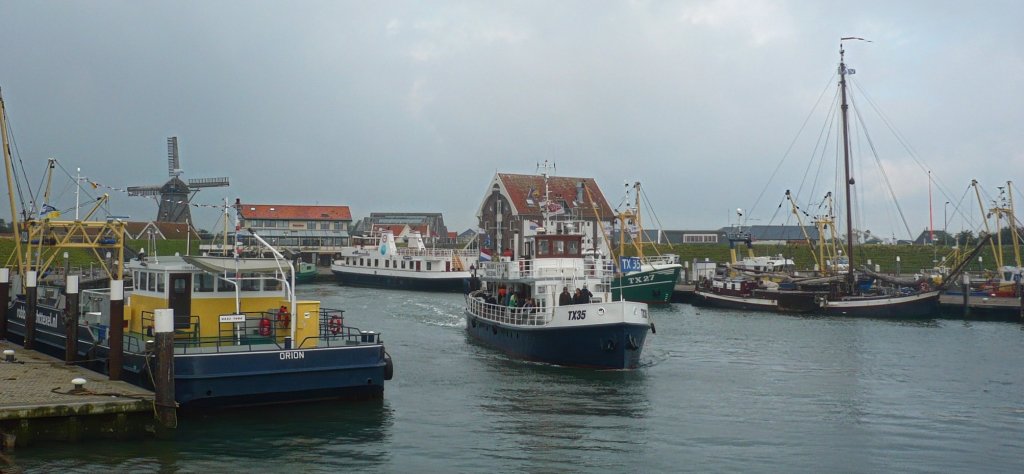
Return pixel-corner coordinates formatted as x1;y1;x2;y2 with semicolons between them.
0;89;392;408
330;230;478;292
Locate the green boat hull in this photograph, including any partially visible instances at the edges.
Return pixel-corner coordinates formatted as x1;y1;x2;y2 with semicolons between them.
611;266;681;304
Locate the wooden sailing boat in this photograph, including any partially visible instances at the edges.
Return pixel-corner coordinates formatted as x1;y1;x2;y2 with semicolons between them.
814;39;941;317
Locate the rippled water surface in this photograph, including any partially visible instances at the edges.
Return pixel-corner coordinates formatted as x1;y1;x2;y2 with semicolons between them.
11;284;1024;473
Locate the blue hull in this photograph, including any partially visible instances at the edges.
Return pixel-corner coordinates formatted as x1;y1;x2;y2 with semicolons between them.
5;304;387;408
333;270;466;292
174;346;386;408
465;314;648;369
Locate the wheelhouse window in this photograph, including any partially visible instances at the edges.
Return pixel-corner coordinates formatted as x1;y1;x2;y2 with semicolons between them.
241;273;259;291
194;273;215;292
156;273;165;293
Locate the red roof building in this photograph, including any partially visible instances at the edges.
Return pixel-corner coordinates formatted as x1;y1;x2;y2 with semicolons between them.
475;172;614;258
234;200;354;265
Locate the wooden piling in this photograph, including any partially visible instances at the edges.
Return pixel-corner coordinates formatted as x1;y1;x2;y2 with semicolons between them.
961;273;970;318
108;280;124;381
24;271;37;351
0;268;9;340
153;308;177;430
64;275;79;363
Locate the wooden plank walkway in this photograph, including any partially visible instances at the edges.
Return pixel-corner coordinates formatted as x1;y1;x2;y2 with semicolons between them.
0;340;156;447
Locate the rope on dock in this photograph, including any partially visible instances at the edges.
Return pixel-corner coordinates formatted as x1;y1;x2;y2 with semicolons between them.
49;386;151;401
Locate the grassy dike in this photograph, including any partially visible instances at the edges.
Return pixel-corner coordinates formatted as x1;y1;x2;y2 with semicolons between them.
633;242;1010;275
0;236;1009;276
0;237;198;269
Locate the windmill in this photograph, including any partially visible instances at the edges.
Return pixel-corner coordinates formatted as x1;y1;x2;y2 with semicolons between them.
127;137;230;223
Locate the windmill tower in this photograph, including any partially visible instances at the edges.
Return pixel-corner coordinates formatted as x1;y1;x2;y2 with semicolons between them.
127;137;230;223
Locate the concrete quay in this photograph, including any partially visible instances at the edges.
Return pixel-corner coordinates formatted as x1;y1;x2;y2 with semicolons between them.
0;340;156;448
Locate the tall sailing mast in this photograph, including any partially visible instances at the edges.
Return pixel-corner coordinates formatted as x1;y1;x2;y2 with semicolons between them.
839;39;857;289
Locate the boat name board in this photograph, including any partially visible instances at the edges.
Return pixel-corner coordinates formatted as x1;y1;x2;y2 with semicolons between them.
279;350;305;360
16;306;59;329
219;314;247;323
620;257;641;272
626;273;657;285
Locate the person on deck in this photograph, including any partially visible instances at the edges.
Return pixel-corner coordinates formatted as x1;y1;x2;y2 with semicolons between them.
572;288;583;304
559;287;572;306
580;285;592;303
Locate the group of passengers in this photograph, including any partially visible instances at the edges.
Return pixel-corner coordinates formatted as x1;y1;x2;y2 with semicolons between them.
558;286;592;305
480;285;539;311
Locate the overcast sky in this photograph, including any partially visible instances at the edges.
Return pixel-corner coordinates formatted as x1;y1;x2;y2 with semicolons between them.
1;1;1021;240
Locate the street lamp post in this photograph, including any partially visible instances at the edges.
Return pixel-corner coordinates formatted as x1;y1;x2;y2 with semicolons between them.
896;255;901;276
943;201;950;246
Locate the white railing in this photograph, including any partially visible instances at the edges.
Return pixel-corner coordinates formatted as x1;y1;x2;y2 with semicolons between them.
641;254;680;266
478;259;614;283
466;295;552;326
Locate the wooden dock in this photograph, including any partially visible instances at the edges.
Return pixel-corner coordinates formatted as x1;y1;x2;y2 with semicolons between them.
0;341;156;448
938;293;1023;321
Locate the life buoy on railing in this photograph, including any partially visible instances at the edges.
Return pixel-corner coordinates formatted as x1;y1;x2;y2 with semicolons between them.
276;306;291;329
258;317;272;336
329;315;344;335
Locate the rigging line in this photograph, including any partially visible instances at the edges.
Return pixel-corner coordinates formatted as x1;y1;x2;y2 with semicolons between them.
637;184;666;239
849;90;914;240
849;85;866;242
851;80;960;206
52;159;104;207
3;106;32;218
796;87;841;209
746;72;837;222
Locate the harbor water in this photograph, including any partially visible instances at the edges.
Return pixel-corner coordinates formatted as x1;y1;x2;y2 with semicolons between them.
9;284;1024;473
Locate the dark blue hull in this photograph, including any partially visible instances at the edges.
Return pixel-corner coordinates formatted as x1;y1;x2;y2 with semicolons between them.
332;270;466;292
174;346;386;408
5;304;387;408
465;314;648;369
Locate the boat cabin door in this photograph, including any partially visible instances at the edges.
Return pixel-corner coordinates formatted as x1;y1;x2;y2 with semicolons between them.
168;273;192;329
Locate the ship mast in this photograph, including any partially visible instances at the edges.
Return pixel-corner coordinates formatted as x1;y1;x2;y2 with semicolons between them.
1;90;25;275
839;40;856;288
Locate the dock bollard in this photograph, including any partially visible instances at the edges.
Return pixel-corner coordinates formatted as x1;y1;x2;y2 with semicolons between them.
153;308;177;430
3;349;14;362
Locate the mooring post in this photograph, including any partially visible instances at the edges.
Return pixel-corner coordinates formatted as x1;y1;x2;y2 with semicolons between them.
961;273;970;318
64;275;79;363
24;271;37;350
153;308;177;430
108;279;124;380
0;268;9;339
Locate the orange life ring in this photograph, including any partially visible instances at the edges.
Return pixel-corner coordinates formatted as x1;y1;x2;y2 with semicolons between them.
329;315;344;335
258;317;272;336
276;306;291;329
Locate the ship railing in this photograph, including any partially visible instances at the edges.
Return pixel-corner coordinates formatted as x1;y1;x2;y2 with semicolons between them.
477;259;614;281
640;254;680;266
466;294;552;326
308;307;383;347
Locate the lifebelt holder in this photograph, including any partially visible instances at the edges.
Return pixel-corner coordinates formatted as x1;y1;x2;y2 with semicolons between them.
329;315;344;335
276;306;291;329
